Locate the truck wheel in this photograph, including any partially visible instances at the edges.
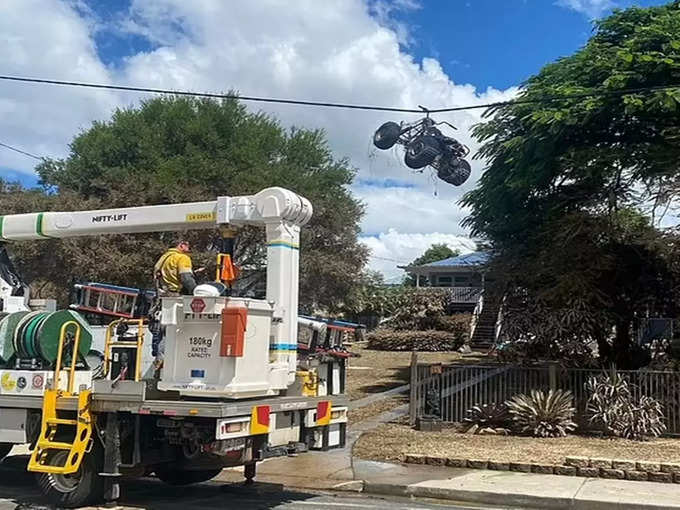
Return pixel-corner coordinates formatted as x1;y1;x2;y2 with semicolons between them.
155;467;222;485
404;136;440;169
373;122;401;150
0;443;12;461
36;448;104;508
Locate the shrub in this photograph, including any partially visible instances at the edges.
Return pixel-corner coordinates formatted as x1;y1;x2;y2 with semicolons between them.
431;314;472;335
506;389;577;438
388;289;447;330
366;329;465;351
619;396;666;441
585;367;666;441
496;337;597;367
464;403;510;430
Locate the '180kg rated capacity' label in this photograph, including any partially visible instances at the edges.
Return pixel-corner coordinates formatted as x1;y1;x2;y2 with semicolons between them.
188;336;213;359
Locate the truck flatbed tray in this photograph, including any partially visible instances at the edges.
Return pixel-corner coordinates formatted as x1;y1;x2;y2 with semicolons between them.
0;380;348;419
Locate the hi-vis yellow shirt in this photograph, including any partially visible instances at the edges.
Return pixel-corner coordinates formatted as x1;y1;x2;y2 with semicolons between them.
154;248;193;292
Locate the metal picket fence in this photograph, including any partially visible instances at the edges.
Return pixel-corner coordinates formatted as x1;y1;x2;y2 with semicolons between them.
409;360;680;434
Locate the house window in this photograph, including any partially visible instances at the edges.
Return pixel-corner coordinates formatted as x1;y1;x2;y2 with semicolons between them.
437;276;453;286
454;276;470;286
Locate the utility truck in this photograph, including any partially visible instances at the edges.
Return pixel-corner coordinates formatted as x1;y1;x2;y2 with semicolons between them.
0;187;349;507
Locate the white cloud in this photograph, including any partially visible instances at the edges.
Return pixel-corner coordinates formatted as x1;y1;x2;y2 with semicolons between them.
0;0;119;173
555;0;616;18
360;229;477;283
354;183;470;235
0;0;517;278
368;0;422;47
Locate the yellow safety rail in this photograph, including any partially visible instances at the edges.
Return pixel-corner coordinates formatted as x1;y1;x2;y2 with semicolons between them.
28;320;93;475
104;318;145;381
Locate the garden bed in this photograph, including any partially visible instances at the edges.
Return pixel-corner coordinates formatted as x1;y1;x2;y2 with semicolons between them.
347;396;407;423
354;423;680;465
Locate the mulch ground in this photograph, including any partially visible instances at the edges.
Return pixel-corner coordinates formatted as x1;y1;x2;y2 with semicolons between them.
354;423;680;464
348;396;407;424
346;343;483;401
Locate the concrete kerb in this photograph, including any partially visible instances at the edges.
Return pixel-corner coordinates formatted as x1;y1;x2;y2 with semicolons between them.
364;481;574;509
362;476;680;510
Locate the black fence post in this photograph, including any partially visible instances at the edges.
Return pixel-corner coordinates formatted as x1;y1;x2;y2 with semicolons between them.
409;350;418;426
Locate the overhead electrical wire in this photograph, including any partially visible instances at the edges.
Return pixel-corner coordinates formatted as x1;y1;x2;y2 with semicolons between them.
0;141;44;161
369;254;410;264
0;74;679;114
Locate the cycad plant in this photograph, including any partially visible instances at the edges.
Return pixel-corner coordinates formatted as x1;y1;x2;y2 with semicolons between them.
506;389;577;438
464;403;509;431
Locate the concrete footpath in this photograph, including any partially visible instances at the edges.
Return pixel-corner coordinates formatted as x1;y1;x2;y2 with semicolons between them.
240;452;680;510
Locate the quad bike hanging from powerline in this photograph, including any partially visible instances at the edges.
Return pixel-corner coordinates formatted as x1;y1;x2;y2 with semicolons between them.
372;107;472;187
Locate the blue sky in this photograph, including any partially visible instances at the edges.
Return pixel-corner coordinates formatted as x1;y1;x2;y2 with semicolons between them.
0;0;672;280
396;0;665;90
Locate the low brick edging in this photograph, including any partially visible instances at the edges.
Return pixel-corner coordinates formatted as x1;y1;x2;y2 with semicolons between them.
402;453;680;484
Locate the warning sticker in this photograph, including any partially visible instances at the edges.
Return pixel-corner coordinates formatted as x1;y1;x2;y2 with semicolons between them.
1;373;16;391
186;212;216;223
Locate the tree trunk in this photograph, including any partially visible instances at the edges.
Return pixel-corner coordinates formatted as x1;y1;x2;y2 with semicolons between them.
613;316;633;369
596;334;612;365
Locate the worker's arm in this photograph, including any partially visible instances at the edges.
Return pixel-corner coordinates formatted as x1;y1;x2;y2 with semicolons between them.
180;272;197;294
177;254;197;294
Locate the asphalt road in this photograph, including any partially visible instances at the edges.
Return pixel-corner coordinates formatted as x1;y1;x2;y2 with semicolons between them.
0;459;503;510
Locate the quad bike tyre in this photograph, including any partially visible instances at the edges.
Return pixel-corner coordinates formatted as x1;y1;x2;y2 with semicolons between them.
36;446;105;508
438;157;471;186
405;135;440;169
0;443;12;461
155;466;223;486
373;121;401;150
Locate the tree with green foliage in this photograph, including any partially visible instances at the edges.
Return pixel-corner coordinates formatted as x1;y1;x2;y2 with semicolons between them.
2;96;367;312
462;2;680;368
404;243;459;286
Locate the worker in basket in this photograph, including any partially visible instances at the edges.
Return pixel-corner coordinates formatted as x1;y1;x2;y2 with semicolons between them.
150;239;203;373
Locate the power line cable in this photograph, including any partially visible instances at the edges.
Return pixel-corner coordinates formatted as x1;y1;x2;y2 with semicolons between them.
369;254;409;263
0;141;44;160
0;75;425;113
430;83;680;113
1;74;679;114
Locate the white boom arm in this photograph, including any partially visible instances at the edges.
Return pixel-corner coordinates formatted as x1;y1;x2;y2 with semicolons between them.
0;187;311;240
0;186;312;383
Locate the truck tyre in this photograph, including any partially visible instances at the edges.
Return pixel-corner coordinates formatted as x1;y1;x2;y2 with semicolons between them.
0;443;12;461
155;467;223;485
404;136;439;169
373;122;401;150
36;447;104;508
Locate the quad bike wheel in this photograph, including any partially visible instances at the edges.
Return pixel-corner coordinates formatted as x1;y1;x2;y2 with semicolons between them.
404;135;440;169
36;447;105;508
437;158;471;186
373;121;402;150
154;466;223;486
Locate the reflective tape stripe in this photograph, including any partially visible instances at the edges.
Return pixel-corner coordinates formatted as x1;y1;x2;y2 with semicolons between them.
36;213;49;238
269;344;297;351
267;240;299;250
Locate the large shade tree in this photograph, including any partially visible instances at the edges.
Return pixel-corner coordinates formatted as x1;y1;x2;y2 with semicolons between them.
2;96;367;312
462;2;680;367
404;243;460;286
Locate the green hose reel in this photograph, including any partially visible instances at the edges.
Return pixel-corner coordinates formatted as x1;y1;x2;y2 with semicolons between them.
0;310;92;365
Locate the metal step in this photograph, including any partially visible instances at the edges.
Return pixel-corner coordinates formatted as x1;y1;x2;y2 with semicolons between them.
36;441;73;450
46;418;78;426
